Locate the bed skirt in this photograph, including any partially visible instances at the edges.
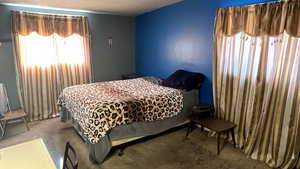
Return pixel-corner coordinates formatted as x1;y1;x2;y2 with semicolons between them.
61;89;199;164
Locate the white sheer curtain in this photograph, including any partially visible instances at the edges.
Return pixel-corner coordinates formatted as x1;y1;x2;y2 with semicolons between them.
19;32;85;67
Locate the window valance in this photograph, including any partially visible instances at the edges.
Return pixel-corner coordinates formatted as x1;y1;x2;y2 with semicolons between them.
215;0;300;37
11;11;90;37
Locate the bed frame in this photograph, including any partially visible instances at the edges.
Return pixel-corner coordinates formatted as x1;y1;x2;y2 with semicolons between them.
61;89;199;164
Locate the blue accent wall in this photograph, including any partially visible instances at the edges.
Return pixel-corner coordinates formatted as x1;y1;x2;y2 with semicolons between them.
135;0;279;104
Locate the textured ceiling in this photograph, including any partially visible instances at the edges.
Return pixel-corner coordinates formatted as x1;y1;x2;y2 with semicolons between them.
0;0;184;16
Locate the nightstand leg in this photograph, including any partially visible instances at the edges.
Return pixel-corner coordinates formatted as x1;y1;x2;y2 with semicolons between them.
185;124;190;138
230;129;236;147
217;133;220;155
185;121;193;138
200;125;204;132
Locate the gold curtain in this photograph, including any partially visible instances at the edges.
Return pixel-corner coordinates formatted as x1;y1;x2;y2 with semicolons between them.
213;1;300;169
11;11;90;37
12;11;92;121
215;0;300;37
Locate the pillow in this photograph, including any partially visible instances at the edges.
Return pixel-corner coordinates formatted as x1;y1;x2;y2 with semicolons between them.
162;70;205;91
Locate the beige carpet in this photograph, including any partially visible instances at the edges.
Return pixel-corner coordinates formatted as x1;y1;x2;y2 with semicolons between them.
0;118;270;169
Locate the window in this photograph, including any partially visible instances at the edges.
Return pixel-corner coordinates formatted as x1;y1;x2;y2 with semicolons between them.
18;32;85;68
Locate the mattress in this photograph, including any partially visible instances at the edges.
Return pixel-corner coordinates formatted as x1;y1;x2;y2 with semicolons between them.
58;77;184;144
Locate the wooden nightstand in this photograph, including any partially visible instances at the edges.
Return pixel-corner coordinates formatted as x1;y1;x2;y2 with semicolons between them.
186;104;236;155
186;104;213;137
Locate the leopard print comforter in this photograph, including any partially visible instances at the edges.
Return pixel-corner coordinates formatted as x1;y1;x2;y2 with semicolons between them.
57;77;183;144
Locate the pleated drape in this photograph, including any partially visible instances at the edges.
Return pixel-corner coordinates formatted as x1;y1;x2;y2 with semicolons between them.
215;0;300;37
11;11;92;121
11;11;90;37
213;1;300;169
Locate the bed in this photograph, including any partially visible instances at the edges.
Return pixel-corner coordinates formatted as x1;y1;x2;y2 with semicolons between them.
58;76;199;163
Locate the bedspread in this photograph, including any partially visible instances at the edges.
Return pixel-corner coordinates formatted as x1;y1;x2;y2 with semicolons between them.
57;77;183;144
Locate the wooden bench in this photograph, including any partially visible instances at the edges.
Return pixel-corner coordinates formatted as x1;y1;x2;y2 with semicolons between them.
186;104;236;155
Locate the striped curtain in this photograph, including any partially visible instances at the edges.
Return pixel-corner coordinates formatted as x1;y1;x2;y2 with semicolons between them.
12;11;92;121
213;1;300;169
